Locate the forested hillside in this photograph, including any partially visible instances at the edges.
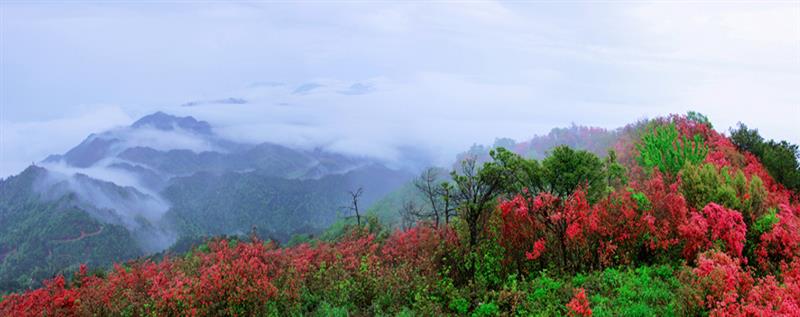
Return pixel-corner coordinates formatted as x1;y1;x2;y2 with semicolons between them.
0;112;413;293
2;113;799;316
0;166;143;291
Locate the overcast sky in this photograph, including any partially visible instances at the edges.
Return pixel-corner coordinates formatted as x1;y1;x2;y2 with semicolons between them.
1;1;798;177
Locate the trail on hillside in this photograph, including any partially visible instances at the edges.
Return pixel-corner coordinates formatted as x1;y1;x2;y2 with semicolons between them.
54;226;104;243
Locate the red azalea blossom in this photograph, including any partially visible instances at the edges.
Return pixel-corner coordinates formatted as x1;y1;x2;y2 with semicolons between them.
567;288;592;317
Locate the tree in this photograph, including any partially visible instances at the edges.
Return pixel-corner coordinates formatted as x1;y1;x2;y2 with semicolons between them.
541;146;606;203
637;123;708;177
729;122;764;156
730;122;800;193
490;146;609;271
344;187;364;227
399;200;422;230
490;146;607;202
401;167;458;227
440;182;455;224
604;149;627;192
411;168;449;227
449;157;506;247
761;140;800;192
687;111;713;129
492;137;516;150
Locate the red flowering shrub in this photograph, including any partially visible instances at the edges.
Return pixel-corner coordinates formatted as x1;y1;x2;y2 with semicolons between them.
526;239;546;261
0;275;79;317
497;190;593;272
679;211;710;261
586;190;642;266
566;288;592;317
705;132;747;170
637;171;690;252
382;223;456;273
757;204;800;270
735;275;800;316
498;193;547;269
0;233;387;316
680;203;747;261
563;190;591;245
695;260;800;316
703;125;791;208
670;113;715;142
691;251;754;313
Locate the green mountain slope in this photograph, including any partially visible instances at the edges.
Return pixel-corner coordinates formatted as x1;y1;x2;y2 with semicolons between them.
0;167;142;291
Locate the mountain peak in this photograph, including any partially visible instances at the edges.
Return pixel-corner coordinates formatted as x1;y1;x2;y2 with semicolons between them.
131;112;212;135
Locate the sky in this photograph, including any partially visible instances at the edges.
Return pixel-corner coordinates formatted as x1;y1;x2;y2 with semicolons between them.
1;1;799;177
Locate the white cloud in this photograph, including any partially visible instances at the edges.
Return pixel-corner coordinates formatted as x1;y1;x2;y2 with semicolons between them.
1;106;132;177
1;1;798;177
624;2;800;142
116;127;224;154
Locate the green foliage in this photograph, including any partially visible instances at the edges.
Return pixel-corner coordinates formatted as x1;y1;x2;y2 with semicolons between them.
490;146;606;203
523;273;570;316
472;302;500;317
510;266;687;316
449;297;470;314
637;123;708;176
312;302;348;317
753;209;779;235
679;163;768;224
286;233;313;247
687;111;713;129
0;167;143;292
449;157;507;247
730;122;765;155
680;163;739;210
542;146;607;203
730;122;800;192
578;266;682;317
163;165;409;242
471;241;505;289
604;150;628;192
629;189;652;212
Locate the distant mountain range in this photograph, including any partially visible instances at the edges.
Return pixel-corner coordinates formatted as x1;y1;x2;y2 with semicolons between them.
0;111;626;292
0;112;412;291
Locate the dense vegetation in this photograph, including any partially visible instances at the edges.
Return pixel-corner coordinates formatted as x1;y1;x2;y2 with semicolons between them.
0;164;409;293
163;164;411;241
0;167;143;291
729;122;800;193
2;113;799;316
455;124;620;165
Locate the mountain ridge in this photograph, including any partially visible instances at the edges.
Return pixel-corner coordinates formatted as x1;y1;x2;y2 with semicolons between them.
0;111;414;292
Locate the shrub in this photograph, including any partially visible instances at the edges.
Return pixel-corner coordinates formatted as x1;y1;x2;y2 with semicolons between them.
637;123;708;177
566;288;592;317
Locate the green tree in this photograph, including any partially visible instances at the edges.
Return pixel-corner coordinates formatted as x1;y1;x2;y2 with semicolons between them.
729;122;764;155
541;146;606;203
637;123;708;177
760;140;800;192
679;163;768;226
449;157;506;247
489;146;607;203
730;122;800;193
604;149;627;193
687;111;713;129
